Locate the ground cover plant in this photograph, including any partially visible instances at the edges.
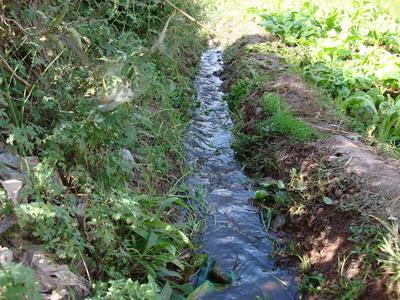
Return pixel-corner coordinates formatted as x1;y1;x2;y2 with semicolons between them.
0;0;208;298
252;0;400;147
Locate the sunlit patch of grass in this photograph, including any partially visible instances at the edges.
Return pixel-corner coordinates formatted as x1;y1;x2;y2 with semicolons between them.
258;93;316;141
298;254;312;274
378;220;400;295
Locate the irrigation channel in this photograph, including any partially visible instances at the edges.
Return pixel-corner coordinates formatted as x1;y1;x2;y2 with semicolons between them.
185;48;298;299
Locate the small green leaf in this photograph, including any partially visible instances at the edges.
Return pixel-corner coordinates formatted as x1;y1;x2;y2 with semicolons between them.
323;196;333;205
295;182;306;191
274;191;289;204
160;282;172;300
145;231;158;251
261;178;276;189
277;180;285;189
255;190;269;200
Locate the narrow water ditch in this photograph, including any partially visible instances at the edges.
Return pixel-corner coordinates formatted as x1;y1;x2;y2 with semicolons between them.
185;48;298;299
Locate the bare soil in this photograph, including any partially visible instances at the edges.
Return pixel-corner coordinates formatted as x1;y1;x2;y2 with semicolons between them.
224;34;400;299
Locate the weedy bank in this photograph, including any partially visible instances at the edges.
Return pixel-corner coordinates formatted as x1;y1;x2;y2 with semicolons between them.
0;1;209;299
222;0;400;296
251;0;400;150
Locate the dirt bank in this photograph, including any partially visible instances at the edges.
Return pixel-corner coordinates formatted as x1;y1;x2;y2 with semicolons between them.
223;34;400;299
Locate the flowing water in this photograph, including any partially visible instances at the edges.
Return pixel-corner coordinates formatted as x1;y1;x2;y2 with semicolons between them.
185;48;298;300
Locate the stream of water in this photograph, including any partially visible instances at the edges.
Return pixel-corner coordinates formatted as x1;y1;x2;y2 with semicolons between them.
185;48;297;300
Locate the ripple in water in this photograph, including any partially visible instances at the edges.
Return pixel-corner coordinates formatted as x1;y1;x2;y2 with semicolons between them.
185;48;298;300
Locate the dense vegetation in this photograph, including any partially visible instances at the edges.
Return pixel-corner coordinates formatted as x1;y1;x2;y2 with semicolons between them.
2;0;400;299
252;0;400;147
0;0;207;298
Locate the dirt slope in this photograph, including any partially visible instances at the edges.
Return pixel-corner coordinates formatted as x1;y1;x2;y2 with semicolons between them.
223;34;400;299
225;34;400;221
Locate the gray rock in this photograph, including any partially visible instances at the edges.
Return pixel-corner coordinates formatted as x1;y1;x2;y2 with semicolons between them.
121;148;135;162
12;241;90;298
0;164;25;182
0;153;21;170
0;246;13;266
0;215;17;235
1;179;23;206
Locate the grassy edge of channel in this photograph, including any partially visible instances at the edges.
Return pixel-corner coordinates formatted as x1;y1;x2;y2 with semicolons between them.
222;35;400;299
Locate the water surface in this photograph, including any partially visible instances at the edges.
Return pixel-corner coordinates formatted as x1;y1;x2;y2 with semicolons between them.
185;48;297;300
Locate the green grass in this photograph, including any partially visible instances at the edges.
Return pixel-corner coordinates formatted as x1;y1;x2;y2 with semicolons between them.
259;93;315;141
252;0;400;148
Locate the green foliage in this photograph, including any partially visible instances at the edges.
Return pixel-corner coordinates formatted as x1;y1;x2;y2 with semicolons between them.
334;276;365;300
258;93;315;141
1;0;207;298
225;72;315;173
0;263;41;300
255;0;400;145
378;221;400;295
90;276;160;300
15;201;85;260
299;271;326;295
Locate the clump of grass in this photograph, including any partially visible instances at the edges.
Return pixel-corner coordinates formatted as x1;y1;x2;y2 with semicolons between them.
379;221;400;295
258;93;315;141
226;74;269;114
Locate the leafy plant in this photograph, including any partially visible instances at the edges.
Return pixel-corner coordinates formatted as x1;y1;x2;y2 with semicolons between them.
0;0;208;297
90;276;160;300
254;0;400;145
0;263;41;300
378;221;400;295
299;271;326;295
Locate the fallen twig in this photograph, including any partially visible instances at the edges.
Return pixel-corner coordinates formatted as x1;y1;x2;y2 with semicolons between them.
77;248;92;286
1;57;33;89
311;124;355;135
164;0;216;38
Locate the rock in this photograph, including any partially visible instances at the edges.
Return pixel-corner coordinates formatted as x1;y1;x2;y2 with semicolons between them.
12;241;90;299
207;261;232;284
0;179;23;206
121;148;135;162
0;246;13;266
0;215;17;235
0;164;26;182
255;107;263;116
44;289;69;300
0;153;21;169
212;70;222;76
272;214;286;230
